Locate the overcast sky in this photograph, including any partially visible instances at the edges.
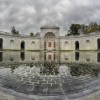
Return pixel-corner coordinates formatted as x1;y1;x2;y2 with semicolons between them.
0;0;100;35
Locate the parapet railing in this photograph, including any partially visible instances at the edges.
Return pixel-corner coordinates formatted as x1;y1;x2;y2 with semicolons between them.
60;31;100;39
0;31;100;39
0;31;40;38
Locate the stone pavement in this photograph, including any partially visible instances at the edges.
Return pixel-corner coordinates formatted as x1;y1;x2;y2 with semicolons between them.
0;90;100;100
0;64;99;100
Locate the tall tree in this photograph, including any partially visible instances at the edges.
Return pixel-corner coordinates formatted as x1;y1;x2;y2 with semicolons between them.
69;24;81;35
11;26;19;35
30;32;34;36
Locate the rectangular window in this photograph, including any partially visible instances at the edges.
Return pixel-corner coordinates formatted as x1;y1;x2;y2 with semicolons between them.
54;42;55;48
48;42;51;47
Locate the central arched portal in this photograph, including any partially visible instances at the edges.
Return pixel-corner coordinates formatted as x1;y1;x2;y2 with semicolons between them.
44;32;56;50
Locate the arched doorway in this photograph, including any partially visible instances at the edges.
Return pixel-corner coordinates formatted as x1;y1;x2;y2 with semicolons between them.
44;32;55;50
97;39;100;50
20;41;25;50
75;41;79;50
0;38;3;50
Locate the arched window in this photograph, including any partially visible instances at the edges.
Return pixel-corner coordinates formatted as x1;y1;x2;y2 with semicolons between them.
64;41;69;50
65;41;68;44
86;40;90;49
31;41;35;50
10;40;14;43
10;40;14;49
86;40;90;44
45;32;55;38
32;41;35;44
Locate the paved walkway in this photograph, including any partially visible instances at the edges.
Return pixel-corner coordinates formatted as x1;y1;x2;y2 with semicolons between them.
0;64;100;100
0;90;100;100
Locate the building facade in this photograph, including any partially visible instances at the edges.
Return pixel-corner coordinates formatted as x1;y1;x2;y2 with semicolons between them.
0;26;100;51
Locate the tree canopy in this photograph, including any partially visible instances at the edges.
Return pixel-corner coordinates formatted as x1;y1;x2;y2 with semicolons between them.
68;22;100;35
30;32;34;36
69;24;81;35
11;26;19;35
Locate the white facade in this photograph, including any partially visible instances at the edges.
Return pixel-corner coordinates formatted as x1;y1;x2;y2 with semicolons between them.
0;26;100;51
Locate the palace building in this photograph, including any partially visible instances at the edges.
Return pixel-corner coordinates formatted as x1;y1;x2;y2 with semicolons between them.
0;26;100;51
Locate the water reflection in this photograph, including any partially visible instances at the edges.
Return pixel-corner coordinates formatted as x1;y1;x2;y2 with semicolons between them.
40;62;59;75
10;65;19;73
86;57;90;62
0;52;3;62
9;54;14;61
0;51;100;99
97;52;100;62
20;52;25;61
69;63;99;77
0;51;100;64
75;52;79;61
43;51;58;62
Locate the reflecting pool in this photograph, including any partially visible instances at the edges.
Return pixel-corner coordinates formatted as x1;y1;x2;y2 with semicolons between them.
0;51;100;100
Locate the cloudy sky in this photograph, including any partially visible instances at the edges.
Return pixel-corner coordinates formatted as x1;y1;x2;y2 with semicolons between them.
0;0;100;35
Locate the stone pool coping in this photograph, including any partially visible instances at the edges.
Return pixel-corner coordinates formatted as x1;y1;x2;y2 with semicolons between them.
0;80;100;100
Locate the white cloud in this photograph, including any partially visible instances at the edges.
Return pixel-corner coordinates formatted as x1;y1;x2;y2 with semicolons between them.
22;6;36;15
0;0;100;35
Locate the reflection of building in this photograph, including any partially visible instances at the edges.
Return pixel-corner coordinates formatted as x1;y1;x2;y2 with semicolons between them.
0;26;100;52
40;62;59;75
42;51;59;62
0;51;100;64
